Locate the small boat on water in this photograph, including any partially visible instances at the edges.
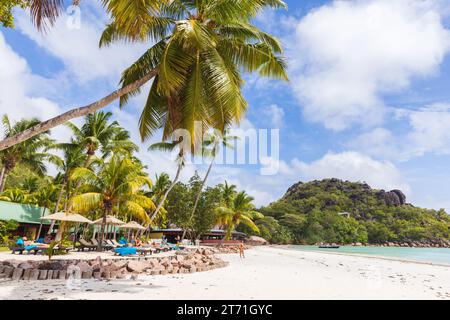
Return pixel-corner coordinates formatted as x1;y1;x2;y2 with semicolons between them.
318;245;340;249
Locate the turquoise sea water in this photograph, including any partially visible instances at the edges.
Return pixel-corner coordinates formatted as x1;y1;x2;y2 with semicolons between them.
289;245;450;265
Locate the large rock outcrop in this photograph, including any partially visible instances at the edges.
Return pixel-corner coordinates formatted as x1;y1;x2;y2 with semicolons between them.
377;189;406;206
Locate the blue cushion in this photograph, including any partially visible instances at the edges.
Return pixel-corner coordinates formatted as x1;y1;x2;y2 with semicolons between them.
114;247;137;256
25;245;38;251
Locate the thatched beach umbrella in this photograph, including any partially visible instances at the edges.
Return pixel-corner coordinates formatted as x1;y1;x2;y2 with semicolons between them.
40;212;93;246
120;221;146;241
92;215;125;239
40;211;93;223
93;215;125;225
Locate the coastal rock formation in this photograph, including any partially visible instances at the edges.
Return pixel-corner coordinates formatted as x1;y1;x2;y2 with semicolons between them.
0;247;231;281
377;189;406;206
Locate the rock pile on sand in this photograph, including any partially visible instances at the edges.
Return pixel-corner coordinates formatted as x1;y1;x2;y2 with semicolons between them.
0;248;228;281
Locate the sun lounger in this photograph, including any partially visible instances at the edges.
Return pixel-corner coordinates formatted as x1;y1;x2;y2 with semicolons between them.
137;247;153;256
9;245;25;254
106;239;117;247
111;239;123;247
76;239;97;251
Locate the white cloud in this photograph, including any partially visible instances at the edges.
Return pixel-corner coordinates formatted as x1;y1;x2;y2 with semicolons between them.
290;151;410;193
348;103;450;160
203;151;410;207
261;104;285;128
406;103;450;156
290;0;450;130
0;31;73;142
15;6;148;84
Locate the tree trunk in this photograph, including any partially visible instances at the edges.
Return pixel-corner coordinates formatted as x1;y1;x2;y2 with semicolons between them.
48;179;67;234
149;162;183;222
0;167;10;193
35;207;46;241
0;167;5;192
182;157;215;240
55;221;65;242
0;69;158;151
98;209;109;252
66;154;92;213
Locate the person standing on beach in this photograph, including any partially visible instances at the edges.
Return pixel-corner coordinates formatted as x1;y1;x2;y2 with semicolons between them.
239;242;245;259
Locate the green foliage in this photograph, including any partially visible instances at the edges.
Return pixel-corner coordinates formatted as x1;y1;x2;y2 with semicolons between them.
0;219;19;244
258;179;450;245
0;0;27;28
165;173;222;239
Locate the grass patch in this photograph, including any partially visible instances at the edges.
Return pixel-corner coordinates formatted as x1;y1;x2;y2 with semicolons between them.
0;247;9;252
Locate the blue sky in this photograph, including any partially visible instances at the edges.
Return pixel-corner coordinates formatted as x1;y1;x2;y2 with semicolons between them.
1;0;450;210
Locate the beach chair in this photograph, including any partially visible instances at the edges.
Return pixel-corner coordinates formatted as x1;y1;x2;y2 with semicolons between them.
102;240;114;251
9;245;25;254
54;243;72;254
76;239;97;251
106;239;118;247
137;247;153;256
111;239;123;247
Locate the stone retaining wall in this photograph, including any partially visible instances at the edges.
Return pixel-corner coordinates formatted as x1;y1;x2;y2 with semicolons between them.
0;248;228;281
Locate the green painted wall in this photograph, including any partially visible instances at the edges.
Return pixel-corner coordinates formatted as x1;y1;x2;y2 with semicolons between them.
0;200;50;225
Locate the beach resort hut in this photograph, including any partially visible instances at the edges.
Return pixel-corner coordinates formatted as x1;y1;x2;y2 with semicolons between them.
0;200;50;239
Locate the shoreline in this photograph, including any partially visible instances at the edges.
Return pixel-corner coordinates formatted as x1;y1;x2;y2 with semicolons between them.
274;245;450;268
0;246;449;300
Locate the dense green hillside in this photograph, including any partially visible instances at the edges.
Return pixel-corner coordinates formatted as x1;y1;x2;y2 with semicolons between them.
240;179;450;246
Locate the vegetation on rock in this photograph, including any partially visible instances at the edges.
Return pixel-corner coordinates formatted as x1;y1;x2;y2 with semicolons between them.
246;179;450;245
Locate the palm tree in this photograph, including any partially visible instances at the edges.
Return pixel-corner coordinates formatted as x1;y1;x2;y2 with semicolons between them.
68;112;124;166
69;155;155;251
0;0;288;151
182;129;236;238
44;143;87;235
147;139;185;223
101;127;139;159
216;191;263;240
65;112;137;210
150;173;171;202
0;188;31;203
220;181;237;207
0;115;54;192
25;0;165;31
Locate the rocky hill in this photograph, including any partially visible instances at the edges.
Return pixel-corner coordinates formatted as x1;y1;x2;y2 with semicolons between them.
243;179;450;247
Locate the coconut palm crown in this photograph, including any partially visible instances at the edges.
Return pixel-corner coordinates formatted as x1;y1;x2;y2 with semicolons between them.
216;190;263;239
100;0;289;147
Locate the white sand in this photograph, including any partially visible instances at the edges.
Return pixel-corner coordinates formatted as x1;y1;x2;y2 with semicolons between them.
0;246;449;300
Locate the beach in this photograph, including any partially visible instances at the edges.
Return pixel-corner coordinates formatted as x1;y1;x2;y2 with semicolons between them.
0;246;449;300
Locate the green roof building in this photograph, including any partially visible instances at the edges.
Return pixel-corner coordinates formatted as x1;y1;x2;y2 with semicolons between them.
0;200;50;238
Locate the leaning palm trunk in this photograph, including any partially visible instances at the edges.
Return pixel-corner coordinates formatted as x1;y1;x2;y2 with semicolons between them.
182;157;215;240
0;167;5;192
35;207;46;241
67;155;93;212
98;209;109;252
0;70;158;151
48;179;67;234
149;163;183;223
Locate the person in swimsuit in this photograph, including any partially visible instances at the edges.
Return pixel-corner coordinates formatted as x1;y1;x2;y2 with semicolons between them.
239;242;245;259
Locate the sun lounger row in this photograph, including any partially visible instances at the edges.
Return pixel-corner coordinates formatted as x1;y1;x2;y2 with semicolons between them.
9;244;72;255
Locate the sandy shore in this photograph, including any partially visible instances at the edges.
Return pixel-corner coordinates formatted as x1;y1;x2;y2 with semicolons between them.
0;246;449;300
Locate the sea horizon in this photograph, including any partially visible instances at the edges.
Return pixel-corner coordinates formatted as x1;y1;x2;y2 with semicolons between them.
289;245;450;266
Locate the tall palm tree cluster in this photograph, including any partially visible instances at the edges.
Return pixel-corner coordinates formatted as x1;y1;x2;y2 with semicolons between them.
0;0;289;245
0;113;261;247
